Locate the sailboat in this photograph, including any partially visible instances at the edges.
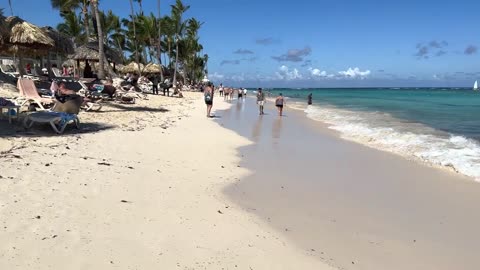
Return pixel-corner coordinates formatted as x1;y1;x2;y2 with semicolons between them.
474;80;478;91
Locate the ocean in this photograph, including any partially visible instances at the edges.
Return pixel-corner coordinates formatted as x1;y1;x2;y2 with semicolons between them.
262;88;480;180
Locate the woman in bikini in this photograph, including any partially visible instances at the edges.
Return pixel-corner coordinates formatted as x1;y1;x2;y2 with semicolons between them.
275;93;285;116
204;82;214;117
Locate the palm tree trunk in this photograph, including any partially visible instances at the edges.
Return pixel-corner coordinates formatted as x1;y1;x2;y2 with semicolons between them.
138;0;143;14
90;2;98;36
129;0;141;74
157;0;164;82
8;0;13;16
168;39;171;67
82;0;90;41
173;35;179;86
92;0;105;79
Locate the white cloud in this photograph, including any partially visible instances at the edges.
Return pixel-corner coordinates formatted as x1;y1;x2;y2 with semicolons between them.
230;74;246;81
208;72;225;81
308;67;331;78
338;67;371;78
311;68;327;77
275;65;303;80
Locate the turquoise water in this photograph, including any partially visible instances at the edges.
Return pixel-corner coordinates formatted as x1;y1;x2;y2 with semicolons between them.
262;88;480;180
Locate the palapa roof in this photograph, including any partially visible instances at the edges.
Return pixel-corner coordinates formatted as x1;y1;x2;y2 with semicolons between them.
143;63;163;74
121;62;144;74
6;16;54;50
42;26;74;55
69;41;123;63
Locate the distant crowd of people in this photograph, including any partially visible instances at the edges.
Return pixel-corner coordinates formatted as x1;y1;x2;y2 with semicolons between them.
202;82;313;118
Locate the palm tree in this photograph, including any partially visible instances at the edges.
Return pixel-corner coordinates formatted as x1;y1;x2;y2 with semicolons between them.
91;0;105;79
137;13;162;63
171;0;190;86
8;0;13;16
129;0;141;74
183;18;203;83
161;15;176;68
134;0;143;15
203;53;209;75
51;0;90;41
157;0;163;81
56;11;85;45
98;9;126;63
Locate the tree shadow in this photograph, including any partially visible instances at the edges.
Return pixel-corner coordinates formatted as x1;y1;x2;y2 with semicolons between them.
99;103;170;113
0;120;115;138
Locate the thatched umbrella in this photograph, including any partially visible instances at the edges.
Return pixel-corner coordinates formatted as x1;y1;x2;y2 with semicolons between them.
69;41;122;63
68;41;123;78
6;16;54;51
62;59;75;67
4;16;57;77
121;62;144;74
143;63;162;74
41;26;74;55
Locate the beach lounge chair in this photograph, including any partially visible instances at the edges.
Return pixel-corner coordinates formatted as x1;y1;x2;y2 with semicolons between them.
0;64;19;78
23;95;82;134
50;67;75;82
17;78;54;110
23;111;79;134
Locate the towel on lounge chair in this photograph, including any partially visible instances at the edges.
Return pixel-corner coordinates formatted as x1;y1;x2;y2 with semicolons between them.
17;78;54;110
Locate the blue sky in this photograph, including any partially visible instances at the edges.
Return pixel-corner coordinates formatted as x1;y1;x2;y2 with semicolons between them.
3;0;480;87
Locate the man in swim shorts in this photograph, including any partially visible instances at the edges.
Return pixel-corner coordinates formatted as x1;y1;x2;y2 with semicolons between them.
256;88;265;115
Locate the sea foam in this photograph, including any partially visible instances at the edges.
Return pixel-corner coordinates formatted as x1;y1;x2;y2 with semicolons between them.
304;104;480;180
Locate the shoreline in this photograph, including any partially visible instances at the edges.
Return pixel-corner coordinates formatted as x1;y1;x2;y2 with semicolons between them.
266;94;479;181
216;96;479;270
0;92;334;269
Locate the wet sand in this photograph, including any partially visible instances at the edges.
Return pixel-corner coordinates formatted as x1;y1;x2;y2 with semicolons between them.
218;96;480;270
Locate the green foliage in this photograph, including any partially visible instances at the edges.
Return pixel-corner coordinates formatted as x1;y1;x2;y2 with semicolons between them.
51;0;207;83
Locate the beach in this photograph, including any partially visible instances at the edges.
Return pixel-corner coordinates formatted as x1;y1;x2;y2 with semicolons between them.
219;96;480;270
0;92;334;270
2;91;480;270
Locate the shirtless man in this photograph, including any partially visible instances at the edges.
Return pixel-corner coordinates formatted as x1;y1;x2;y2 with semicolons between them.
256;88;265;115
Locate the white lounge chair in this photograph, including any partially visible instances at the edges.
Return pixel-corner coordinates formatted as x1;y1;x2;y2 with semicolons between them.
23;111;79;134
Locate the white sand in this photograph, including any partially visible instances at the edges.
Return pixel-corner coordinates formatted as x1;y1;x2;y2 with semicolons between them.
0;93;333;269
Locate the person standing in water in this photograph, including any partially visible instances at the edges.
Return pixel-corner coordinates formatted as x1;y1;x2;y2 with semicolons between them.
204;82;214;117
256;88;266;115
275;93;285;116
307;93;313;105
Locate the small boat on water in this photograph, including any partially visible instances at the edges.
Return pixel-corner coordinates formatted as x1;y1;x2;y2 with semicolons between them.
474;80;478;91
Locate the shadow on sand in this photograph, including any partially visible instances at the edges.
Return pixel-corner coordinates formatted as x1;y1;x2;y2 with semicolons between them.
100;103;170;113
0;120;115;138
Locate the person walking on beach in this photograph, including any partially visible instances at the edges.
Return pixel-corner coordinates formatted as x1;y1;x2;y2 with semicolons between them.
256;88;266;115
243;88;247;99
307;93;312;105
238;88;243;100
150;74;159;95
219;83;224;97
275;93;285;116
204;82;214;117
